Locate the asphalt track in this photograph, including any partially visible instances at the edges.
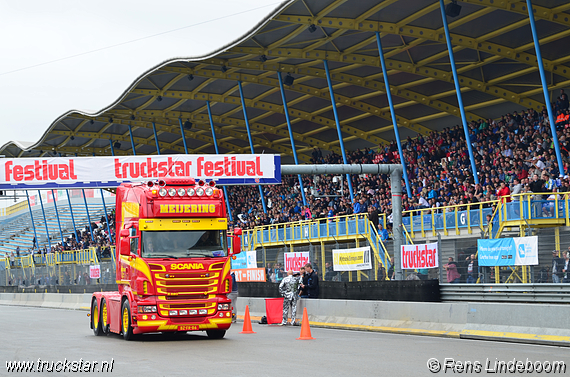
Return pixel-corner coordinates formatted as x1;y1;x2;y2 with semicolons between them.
1;305;568;377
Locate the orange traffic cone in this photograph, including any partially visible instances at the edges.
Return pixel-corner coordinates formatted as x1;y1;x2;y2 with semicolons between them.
239;305;256;334
296;307;314;340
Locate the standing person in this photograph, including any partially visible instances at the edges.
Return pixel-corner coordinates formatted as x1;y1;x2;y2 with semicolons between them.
265;262;273;282
552;250;564;283
367;205;379;229
279;270;301;325
298;266;307;297
443;257;461;283
228;271;238;323
274;263;284;283
378;223;389;242
465;254;478;284
299;263;319;298
324;262;338;281
562;252;570;283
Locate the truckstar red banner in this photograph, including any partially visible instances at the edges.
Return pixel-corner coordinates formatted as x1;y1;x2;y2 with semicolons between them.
0;154;281;189
400;242;439;269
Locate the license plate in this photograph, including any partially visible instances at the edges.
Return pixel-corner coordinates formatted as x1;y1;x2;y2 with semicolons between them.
178;325;199;331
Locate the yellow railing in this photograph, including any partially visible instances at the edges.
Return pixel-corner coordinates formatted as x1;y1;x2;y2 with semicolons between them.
1;200;30;217
242;212;373;247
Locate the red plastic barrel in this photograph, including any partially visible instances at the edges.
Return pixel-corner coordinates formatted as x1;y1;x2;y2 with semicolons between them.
265;297;284;324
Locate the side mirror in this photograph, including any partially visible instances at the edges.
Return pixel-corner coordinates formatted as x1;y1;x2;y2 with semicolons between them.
230;235;241;256
233;227;242;236
120;229;130;238
120;238;130;256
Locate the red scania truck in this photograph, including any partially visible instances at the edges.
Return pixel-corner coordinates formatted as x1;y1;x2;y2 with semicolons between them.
90;178;241;340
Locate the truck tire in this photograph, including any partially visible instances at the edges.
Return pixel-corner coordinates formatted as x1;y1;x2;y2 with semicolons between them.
91;299;103;336
121;300;134;341
206;330;226;339
100;298;110;334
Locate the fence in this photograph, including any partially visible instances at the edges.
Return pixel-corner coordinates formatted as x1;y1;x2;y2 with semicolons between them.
0;247;115;287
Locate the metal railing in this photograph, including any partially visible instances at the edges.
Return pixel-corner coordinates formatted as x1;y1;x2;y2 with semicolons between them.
402;192;570;238
241;213;374;248
0;247;116;287
441;283;570;304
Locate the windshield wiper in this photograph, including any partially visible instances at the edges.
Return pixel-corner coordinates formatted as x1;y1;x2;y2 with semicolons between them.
148;254;178;259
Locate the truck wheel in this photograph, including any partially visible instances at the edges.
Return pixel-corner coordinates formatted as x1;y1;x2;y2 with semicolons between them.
91;299;103;336
121;300;134;341
100;298;110;334
206;330;226;339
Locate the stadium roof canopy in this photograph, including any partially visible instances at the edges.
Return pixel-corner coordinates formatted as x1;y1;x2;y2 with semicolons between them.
2;0;570;163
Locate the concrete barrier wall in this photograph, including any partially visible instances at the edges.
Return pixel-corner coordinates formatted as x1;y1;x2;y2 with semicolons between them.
237;297;570;346
1;293;569;346
0;292;92;310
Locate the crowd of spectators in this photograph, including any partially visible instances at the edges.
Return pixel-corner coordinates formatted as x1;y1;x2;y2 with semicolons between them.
227;90;570;233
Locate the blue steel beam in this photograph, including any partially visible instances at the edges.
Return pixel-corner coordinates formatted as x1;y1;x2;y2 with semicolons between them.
237;81;267;213
207;101;233;222
439;0;480;185
128;125;137;156
277;72;307;206
26;191;39;250
37;191;52;252
51;190;65;246
526;0;564;177
82;190;95;244
109;139;115;156
152;122;161;155
66;192;79;244
178;118;189;154
323;60;355;202
99;189;114;244
375;32;413;199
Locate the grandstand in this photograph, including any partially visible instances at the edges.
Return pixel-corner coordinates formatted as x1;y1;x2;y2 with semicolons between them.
0;197;115;257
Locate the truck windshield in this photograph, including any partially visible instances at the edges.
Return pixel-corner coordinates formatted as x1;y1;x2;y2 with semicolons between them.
141;230;227;259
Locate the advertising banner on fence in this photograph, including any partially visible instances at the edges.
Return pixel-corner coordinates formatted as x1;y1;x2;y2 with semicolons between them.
332;246;372;271
284;252;310;272
89;265;101;279
231;250;257;269
401;242;439;269
477;236;538;266
232;268;266;282
0;154;281;190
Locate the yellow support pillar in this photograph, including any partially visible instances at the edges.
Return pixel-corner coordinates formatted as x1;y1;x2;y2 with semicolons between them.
355;238;360;282
494;266;500;284
555;227;560;252
321;241;325;278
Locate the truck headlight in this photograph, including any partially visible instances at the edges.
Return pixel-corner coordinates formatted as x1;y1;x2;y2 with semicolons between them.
158;188;167;197
205;187;214;196
199;309;207;315
196;187;204;197
217;303;230;311
178;310;188;315
139;305;157;313
169;310;178;316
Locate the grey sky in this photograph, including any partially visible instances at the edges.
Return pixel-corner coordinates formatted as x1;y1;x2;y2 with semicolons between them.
0;0;282;148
